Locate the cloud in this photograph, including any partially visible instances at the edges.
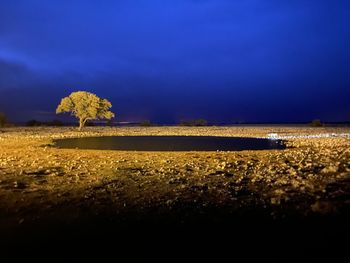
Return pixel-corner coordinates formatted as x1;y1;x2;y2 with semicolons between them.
0;1;349;122
0;59;36;89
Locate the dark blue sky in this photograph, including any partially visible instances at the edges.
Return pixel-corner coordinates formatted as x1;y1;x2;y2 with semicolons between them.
0;0;349;123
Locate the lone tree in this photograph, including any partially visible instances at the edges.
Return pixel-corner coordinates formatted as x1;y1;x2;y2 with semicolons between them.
56;91;115;130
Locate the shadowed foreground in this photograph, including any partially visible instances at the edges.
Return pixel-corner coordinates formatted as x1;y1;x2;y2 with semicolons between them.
1;203;349;260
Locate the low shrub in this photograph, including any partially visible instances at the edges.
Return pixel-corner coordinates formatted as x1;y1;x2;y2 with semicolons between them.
0;112;7;127
140;120;152;127
310;119;323;127
179;119;208;126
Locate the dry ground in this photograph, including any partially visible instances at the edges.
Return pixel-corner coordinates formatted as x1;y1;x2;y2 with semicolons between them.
0;126;349;256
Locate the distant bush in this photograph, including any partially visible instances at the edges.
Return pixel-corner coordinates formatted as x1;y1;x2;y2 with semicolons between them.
26;119;64;127
26;120;41;126
195;119;208;126
50;119;63;126
180;119;208;126
106;119;115;127
310;119;323;127
85;121;95;126
140;120;152;127
0;112;7;127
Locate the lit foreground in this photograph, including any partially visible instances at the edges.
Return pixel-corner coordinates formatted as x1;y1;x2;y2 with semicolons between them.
0;126;349;258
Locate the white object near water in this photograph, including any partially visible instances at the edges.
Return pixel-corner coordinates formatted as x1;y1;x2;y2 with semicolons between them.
267;133;350;140
267;133;279;140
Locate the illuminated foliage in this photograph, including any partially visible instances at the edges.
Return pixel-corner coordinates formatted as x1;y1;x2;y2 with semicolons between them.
56;91;115;130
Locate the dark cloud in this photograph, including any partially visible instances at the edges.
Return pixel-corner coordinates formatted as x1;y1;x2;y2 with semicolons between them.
0;0;349;123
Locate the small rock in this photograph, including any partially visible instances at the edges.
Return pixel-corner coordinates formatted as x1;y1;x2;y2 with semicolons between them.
14;181;26;189
270;197;280;205
311;201;335;214
321;165;338;174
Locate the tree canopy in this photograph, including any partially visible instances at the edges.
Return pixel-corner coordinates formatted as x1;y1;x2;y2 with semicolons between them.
56;91;115;130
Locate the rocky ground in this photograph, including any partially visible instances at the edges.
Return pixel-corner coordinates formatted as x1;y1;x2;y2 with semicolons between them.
0;126;349;257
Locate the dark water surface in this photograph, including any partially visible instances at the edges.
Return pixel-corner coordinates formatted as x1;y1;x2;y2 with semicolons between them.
54;136;285;151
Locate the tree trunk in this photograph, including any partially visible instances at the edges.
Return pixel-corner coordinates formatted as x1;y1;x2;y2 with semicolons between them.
79;118;90;130
79;118;84;131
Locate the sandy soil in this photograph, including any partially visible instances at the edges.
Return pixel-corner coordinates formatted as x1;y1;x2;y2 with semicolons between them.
0;126;349;255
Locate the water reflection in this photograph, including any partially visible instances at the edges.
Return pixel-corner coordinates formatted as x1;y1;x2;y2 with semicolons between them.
54;136;286;151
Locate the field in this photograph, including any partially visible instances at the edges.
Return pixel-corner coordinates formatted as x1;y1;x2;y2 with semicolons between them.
0;126;349;256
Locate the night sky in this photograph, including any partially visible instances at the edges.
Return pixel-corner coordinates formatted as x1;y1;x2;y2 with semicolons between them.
0;0;349;123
